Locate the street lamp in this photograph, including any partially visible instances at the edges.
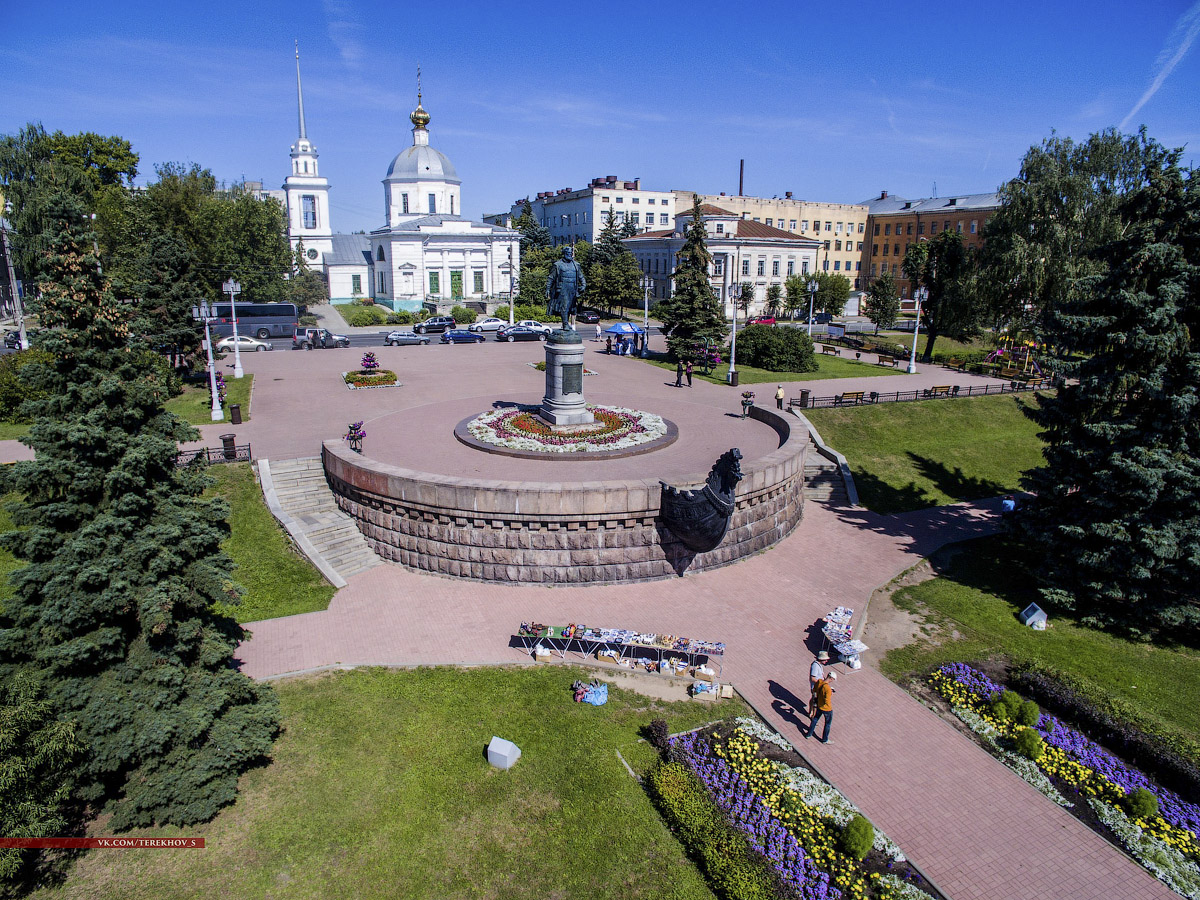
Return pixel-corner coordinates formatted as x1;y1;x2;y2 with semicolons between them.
806;279;819;336
728;282;740;385
0;208;27;350
191;301;224;422
640;273;653;357
507;246;515;328
907;286;928;374
222;279;243;379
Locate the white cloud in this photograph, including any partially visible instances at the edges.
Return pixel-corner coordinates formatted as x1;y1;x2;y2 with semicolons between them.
322;0;366;70
1121;1;1200;130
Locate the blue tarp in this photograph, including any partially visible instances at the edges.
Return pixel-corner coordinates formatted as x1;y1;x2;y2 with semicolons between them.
603;322;646;335
582;683;608;706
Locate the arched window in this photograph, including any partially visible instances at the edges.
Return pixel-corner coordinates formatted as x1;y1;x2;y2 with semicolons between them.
376;246;385;262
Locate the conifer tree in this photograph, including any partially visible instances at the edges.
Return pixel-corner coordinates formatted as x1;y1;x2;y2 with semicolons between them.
865;271;900;333
0;191;279;829
656;196;725;360
1012;150;1200;636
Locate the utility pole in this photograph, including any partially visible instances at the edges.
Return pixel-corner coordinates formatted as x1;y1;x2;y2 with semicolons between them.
192;302;224;422
222;279;244;379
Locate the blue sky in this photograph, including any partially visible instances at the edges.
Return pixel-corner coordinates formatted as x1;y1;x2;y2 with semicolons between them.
3;0;1199;232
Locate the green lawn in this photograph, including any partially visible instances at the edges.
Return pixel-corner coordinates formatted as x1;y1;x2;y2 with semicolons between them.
0;421;30;440
642;353;903;386
207;463;334;622
881;536;1200;759
875;331;996;358
805;392;1046;514
164;374;253;426
31;666;741;900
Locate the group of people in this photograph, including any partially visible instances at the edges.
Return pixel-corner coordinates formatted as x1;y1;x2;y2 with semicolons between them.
674;361;694;388
606;335;642;356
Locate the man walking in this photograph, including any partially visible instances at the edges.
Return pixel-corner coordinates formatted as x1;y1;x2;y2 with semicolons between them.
675;361;684;388
595;324;602;342
808;650;828;715
804;671;836;743
776;384;785;409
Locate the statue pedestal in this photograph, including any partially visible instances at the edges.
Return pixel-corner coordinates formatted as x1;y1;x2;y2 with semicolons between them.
540;330;595;427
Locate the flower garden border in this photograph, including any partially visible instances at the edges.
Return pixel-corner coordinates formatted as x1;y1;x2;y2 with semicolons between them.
341;370;402;390
453;408;679;461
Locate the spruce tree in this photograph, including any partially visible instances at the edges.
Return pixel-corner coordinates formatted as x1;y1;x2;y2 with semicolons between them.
1012;151;1200;636
0;192;279;829
865;271;900;333
657;197;725;360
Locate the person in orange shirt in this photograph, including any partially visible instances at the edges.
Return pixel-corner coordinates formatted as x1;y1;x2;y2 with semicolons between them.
804;671;836;743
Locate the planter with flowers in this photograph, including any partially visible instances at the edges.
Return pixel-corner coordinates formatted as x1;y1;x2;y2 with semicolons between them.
740;391;756;418
344;421;366;453
343;351;399;389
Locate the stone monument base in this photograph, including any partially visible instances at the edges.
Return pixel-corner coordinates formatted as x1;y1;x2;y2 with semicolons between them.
540;329;595;426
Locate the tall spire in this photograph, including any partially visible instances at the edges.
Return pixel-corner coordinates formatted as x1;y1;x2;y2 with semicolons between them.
295;40;307;140
410;64;431;139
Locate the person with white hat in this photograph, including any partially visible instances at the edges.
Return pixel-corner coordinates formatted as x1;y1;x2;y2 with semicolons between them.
804;670;837;743
808;650;828;715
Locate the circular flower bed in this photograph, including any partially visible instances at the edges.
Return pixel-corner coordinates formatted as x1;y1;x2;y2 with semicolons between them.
467;405;666;453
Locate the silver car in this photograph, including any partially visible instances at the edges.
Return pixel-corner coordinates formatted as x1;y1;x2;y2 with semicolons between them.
384;330;431;346
216;334;273;352
467;317;506;333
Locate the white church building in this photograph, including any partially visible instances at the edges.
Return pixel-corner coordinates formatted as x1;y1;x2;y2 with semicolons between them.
279;51;519;312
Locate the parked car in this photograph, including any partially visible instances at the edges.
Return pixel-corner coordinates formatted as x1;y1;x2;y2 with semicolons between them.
496;326;547;343
467;317;506;333
3;330;25;349
809;312;834;325
514;320;551;334
216;334;273;352
746;315;776;326
414;315;457;334
292;327;350;349
384;330;431;346
440;329;485;344
577;310;600;324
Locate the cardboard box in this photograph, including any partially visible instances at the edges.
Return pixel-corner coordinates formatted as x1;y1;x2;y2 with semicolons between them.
719;684;735;699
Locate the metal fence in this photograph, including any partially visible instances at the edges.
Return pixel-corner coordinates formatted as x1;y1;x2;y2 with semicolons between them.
799;380;1039;410
176;443;253;467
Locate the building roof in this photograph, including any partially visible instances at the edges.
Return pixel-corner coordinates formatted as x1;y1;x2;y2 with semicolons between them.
325;233;371;267
625;229;676;240
371;214;516;235
385;143;461;185
735;219;812;240
860;191;1001;215
678;203;737;217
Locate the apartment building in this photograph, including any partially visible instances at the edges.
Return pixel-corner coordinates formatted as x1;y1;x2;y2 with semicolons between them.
859;190;1001;301
503;176;676;245
674;192;870;289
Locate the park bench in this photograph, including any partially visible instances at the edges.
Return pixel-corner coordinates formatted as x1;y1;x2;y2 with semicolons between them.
1023;375;1047;387
923;385;952;398
821;345;841;356
999;366;1021;379
834;390;866;406
877;355;899;367
946;357;967;371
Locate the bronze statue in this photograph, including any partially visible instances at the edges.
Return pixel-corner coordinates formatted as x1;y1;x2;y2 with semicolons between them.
545;245;586;331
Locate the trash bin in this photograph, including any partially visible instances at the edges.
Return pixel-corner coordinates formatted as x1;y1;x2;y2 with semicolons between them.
799;389;811;408
728;370;740;387
220;433;237;460
229;404;242;425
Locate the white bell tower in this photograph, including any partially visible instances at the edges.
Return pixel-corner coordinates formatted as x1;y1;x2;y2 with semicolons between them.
283;42;333;266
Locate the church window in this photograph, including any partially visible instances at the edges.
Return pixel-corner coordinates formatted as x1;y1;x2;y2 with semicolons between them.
352;274;362;295
473;271;484;294
378;272;385;292
376;246;385;262
303;161;308;173
428;194;437;214
451;195;455;215
402;193;409;214
429;271;440;294
302;195;317;229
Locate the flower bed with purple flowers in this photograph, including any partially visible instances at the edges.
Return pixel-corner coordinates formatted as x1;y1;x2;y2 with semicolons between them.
929;663;1200;896
467;405;666;453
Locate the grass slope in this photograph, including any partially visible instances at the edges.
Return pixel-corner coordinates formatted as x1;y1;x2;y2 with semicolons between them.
33;666;740;900
207;463;334;623
642;354;902;386
806;393;1046;514
882;536;1200;755
164;374;253;426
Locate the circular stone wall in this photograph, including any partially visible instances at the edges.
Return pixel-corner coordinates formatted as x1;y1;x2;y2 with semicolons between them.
322;406;806;585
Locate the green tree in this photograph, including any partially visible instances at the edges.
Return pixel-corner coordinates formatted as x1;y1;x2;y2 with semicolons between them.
783;274;809;321
902;230;983;360
117;226;206;359
812;272;851;315
732;325;816;373
736;282;754;317
865;270;900;333
764;283;783;317
587;211;640;314
0;671;86;891
288;241;330;313
656;196;725;360
1011;148;1200;637
0;192;279;829
513;199;550;254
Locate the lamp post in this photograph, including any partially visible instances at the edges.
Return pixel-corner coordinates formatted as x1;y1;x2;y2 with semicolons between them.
0;209;26;350
507;246;515;328
222;279;244;379
640;273;653;357
728;282;740;385
192;302;224;422
806;279;819;336
907;286;928;374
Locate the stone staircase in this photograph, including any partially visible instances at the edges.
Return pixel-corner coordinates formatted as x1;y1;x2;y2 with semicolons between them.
258;457;382;586
804;439;850;506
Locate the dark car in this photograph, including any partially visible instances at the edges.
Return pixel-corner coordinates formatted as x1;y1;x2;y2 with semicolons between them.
440;329;485;344
746;315;776;326
384;330;430;346
577;310;600;324
292;327;350;349
3;330;23;349
496;326;547;343
811;312;834;325
414;315;457;334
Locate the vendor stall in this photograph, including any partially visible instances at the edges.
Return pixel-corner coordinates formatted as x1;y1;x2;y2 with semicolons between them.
516;622;725;675
820;607;868;668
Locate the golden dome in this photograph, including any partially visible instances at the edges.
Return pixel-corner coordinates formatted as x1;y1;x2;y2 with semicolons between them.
410;101;430;129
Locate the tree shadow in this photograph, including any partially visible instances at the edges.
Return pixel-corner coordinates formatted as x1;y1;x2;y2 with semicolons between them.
768;679;811;734
906;452;1008;504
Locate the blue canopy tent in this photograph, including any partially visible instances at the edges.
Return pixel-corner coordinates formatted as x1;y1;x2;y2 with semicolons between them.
603;322;646;335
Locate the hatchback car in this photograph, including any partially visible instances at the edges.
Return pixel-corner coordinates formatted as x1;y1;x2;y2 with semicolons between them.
514;319;551;334
440;329;485;344
384;330;431;346
496;326;547;343
216;334;273;352
746;315;776;326
810;312;834;325
467;317;506;333
577;310;600;324
414;315;457;334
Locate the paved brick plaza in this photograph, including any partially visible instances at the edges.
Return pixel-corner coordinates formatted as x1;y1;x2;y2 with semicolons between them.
4;341;1170;899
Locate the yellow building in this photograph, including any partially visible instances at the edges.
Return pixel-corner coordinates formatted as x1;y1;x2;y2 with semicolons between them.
674;192;869;289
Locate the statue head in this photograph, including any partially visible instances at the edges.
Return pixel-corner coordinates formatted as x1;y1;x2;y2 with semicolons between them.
562;245;574;262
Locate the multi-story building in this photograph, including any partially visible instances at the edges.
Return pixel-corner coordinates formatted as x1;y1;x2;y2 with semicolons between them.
623;205;821;318
675;192;870;289
859;190;1001;302
504;176;676;245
